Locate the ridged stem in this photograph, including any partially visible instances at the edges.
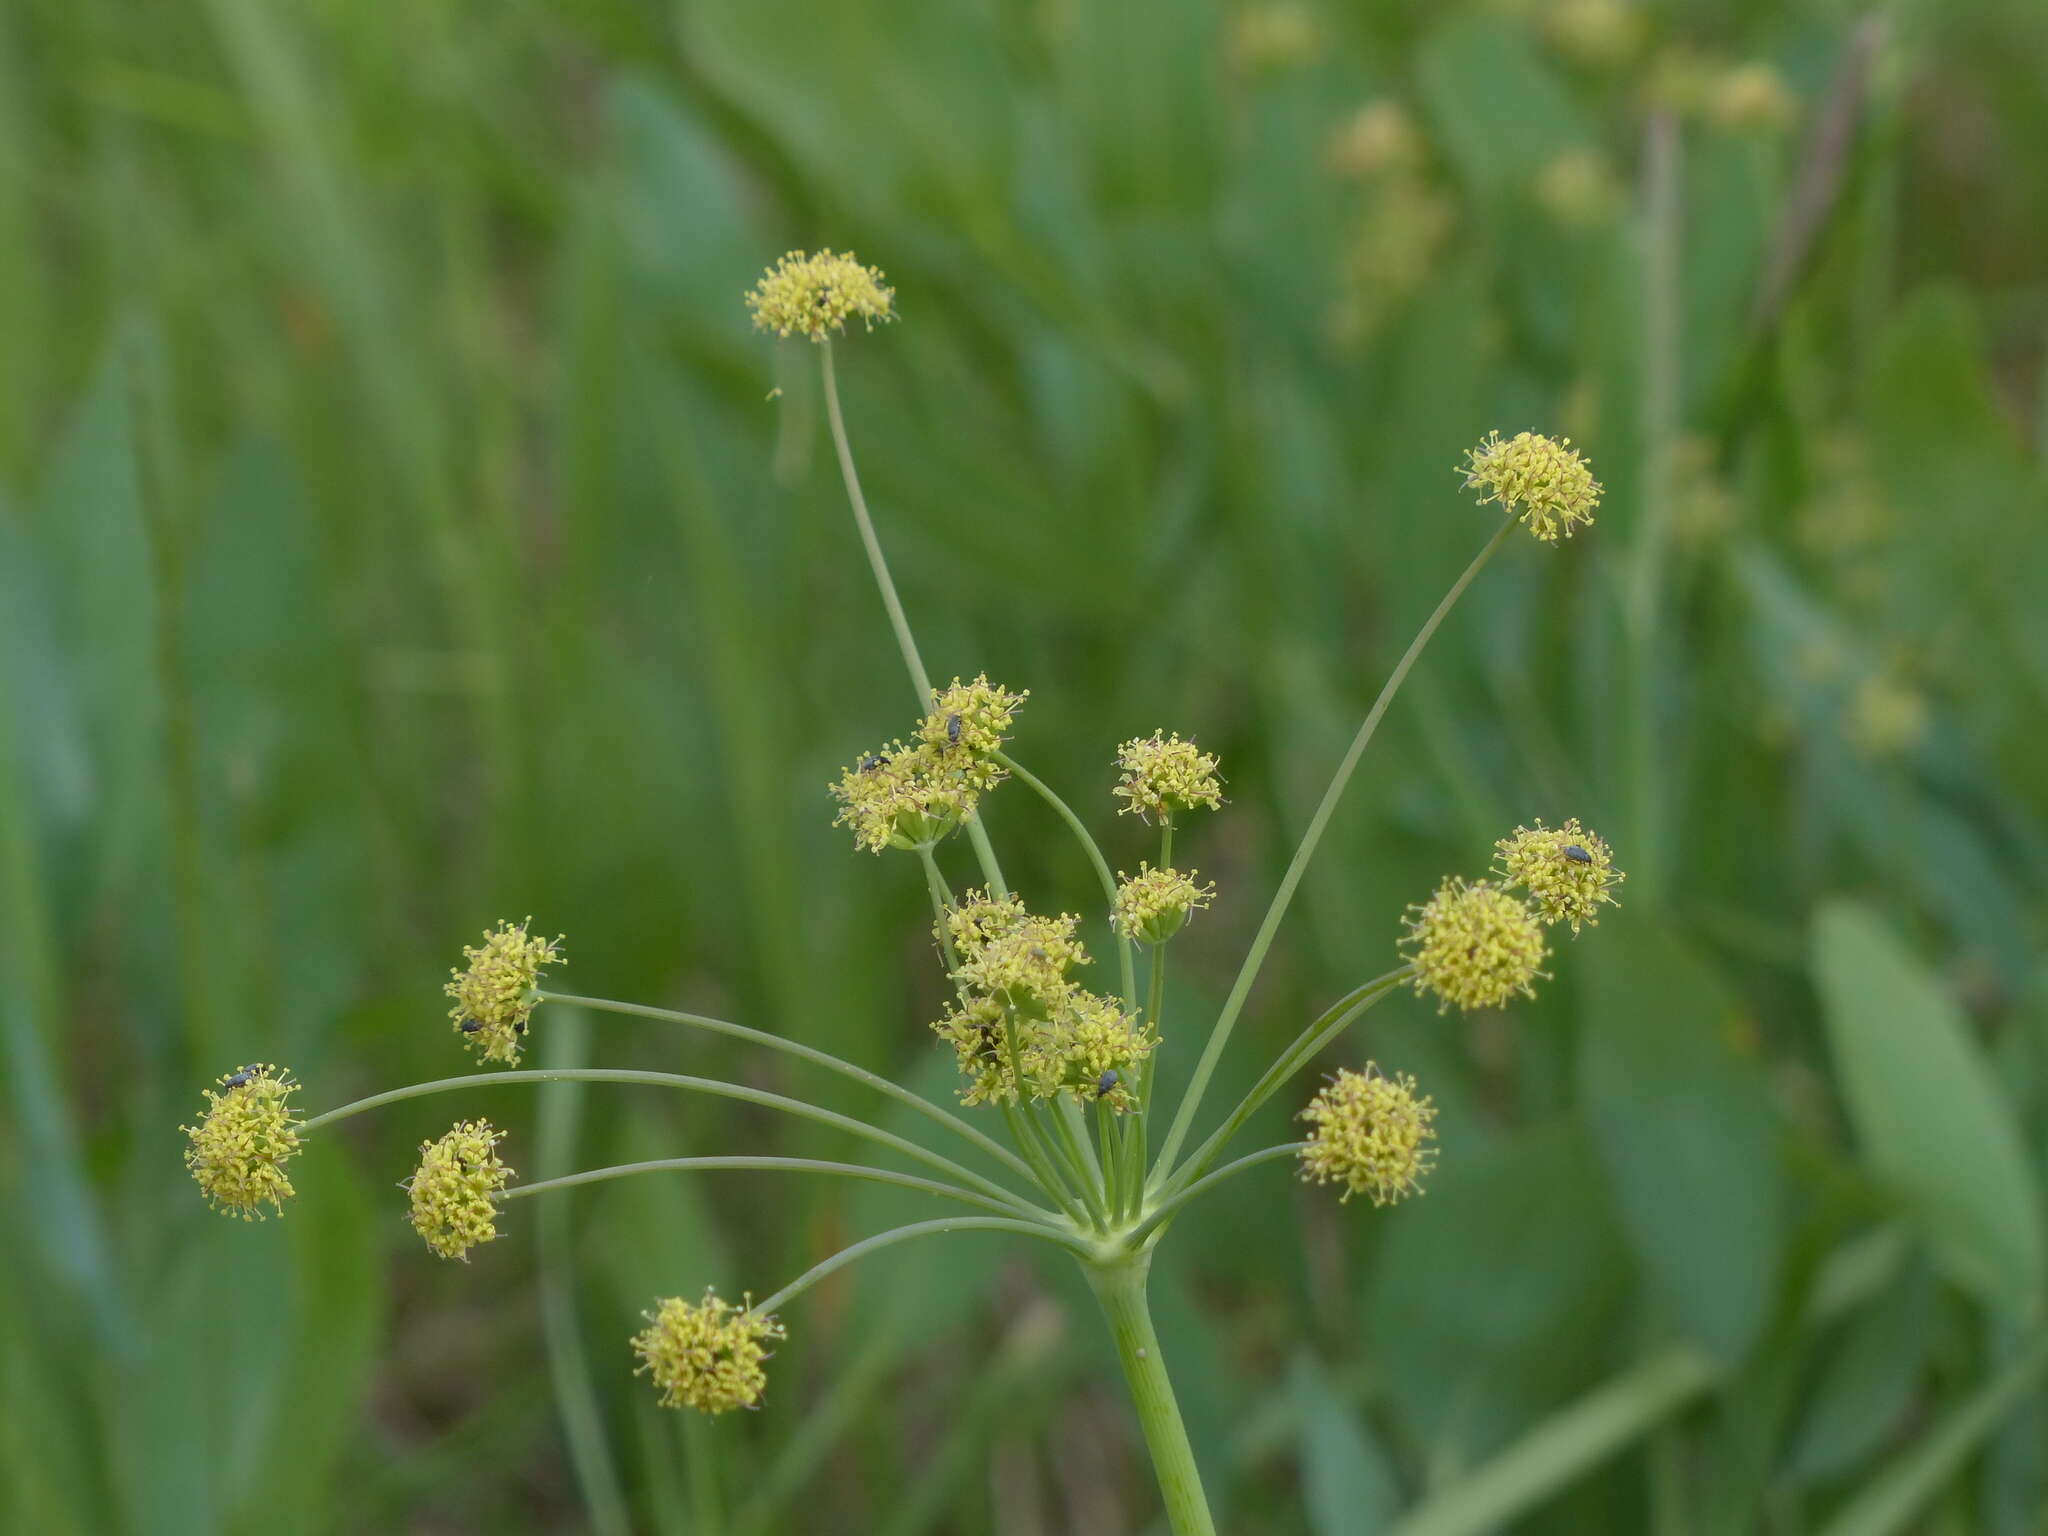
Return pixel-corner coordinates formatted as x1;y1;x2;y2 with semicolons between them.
1085;1257;1216;1536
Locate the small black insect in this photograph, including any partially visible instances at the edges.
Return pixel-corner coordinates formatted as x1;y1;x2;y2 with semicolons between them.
858;753;890;773
221;1066;257;1090
945;713;963;746
1096;1070;1120;1098
513;1018;528;1034
1562;844;1594;865
459;1018;484;1034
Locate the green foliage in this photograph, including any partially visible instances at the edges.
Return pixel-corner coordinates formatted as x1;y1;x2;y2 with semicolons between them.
3;0;2047;1528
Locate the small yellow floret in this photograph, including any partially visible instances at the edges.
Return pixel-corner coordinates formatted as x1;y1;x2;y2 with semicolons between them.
1299;1065;1438;1206
405;1119;513;1261
745;250;895;343
182;1064;303;1220
632;1290;785;1414
1493;818;1624;935
1400;877;1549;1013
1460;431;1603;542
830;740;977;853
931;891;1153;1109
445;919;564;1066
918;675;1028;764
1113;732;1223;823
1111;864;1216;945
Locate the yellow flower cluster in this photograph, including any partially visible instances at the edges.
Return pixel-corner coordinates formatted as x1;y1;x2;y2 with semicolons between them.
405;1119;513;1261
1493;817;1624;934
1709;62;1799;134
445;919;563;1066
744;250;895;342
831;676;1026;854
1298;1065;1438;1207
1113;732;1223;823
919;675;1028;765
933;889;1154;1111
1111;864;1216;945
1401;877;1548;1013
632;1290;786;1414
1460;431;1602;542
1324;100;1425;180
1330;175;1458;347
182;1064;303;1220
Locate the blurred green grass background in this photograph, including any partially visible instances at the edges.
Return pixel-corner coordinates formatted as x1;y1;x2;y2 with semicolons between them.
4;0;2048;1530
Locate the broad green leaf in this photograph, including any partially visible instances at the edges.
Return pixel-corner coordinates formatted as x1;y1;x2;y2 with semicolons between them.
1580;919;1787;1363
1811;902;2045;1313
1367;1119;1628;1460
1291;1356;1400;1535
1415;18;1581;205
1784;1254;1934;1482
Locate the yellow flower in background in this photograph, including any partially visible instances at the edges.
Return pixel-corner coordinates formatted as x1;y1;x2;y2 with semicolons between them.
1325;100;1426;180
183;1064;303;1220
1298;1065;1438;1206
745;250;895;342
633;1290;786;1413
1711;62;1800;134
1533;146;1625;228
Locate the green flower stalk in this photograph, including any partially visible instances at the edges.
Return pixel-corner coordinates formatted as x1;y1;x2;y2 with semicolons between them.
186;252;1629;1536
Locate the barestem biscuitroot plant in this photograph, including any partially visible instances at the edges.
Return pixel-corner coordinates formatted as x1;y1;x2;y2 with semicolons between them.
180;249;1626;1534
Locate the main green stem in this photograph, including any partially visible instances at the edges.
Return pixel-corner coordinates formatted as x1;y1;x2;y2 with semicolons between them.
1153;520;1514;1181
1086;1258;1216;1536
